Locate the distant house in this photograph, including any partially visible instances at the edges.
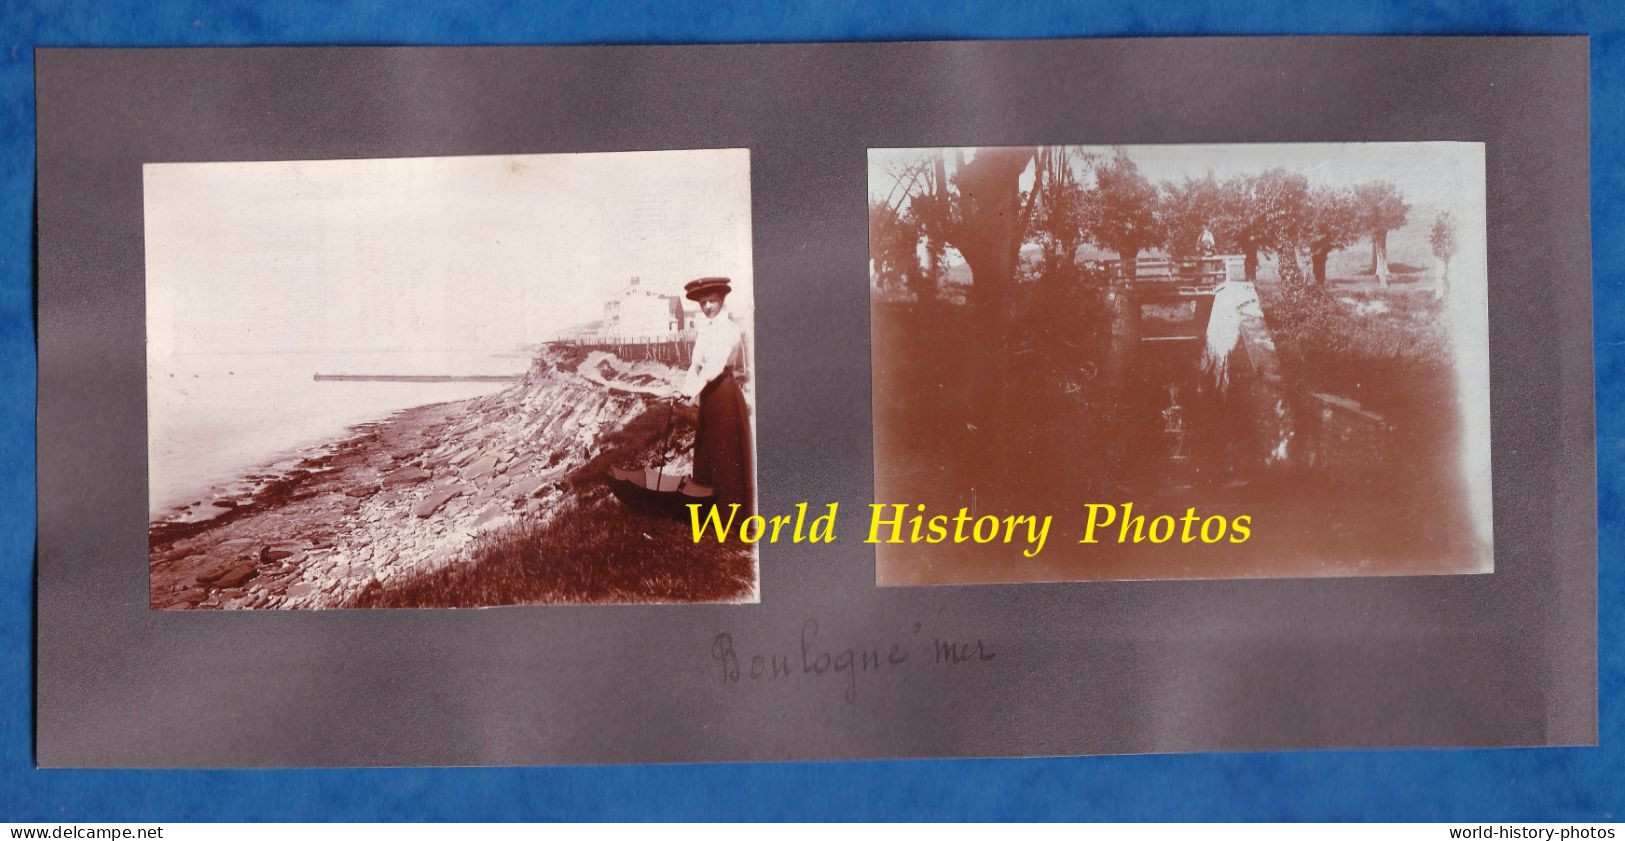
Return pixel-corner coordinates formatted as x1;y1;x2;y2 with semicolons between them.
603;276;690;338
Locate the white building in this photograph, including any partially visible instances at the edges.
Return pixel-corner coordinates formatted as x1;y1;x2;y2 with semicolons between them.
602;277;690;338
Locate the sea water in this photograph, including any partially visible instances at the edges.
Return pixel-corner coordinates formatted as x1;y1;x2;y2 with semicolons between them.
147;350;527;518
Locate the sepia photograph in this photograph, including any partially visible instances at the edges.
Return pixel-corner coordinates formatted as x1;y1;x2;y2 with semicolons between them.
870;142;1492;585
145;148;758;608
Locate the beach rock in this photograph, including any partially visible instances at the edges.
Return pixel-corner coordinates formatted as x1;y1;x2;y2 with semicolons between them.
191;556;240;585
412;486;464;518
213;565;258;589
383;466;432;487
472;504;510;531
460;455;499;482
153;546;201;566
158;587;206;609
511;476;554;500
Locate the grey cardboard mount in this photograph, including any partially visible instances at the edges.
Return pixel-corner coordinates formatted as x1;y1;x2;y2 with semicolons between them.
35;38;1595;767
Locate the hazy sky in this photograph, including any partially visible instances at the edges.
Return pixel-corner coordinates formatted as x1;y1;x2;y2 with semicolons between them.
146;148;754;363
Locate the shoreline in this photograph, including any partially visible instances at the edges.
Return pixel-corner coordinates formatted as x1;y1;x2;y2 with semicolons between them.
149;345;689;609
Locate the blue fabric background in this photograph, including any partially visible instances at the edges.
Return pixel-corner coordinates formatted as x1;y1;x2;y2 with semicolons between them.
1;0;1618;821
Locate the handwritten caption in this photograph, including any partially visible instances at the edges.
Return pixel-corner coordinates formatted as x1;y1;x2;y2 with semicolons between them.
710;618;995;704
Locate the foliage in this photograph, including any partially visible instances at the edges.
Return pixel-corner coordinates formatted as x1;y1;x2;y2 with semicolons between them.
1082;151;1163;261
1301;186;1362;283
1303;187;1361;255
347;488;756;607
869;198;923;298
1353;180;1410;234
349;403;754;607
906;147;1040;308
1207;169;1310;280
1254;271;1452;414
1236;169;1310;255
1031;146;1091;283
870;262;1115;504
1159;173;1225;258
1430;211;1458;262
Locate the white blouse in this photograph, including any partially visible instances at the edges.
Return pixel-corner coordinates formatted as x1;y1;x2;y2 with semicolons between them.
682;306;747;400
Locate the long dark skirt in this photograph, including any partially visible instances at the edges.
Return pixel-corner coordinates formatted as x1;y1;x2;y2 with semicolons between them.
694;369;754;516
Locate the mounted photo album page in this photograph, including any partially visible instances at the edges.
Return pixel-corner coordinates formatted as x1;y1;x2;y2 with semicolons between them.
35;40;1593;767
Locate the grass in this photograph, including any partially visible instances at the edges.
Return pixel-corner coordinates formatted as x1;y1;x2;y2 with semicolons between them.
1248;219;1466;508
345;487;756;607
1255;271;1452;408
345;382;756;608
1252;208;1456;417
565;398;694;494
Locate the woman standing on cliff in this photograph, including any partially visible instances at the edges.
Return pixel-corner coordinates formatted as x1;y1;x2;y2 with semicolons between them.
679;277;754;516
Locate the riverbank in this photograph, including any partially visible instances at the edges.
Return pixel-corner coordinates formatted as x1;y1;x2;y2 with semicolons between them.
148;344;756;609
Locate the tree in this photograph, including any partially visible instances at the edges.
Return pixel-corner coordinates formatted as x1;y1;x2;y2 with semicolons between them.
1353;181;1409;287
919;152;949;302
1082;151;1162;277
901;147;1044;475
1216;169;1309;282
1430;211;1457;300
1031;146;1090;284
1301;187;1361;286
1159;173;1225;260
868;199;922;299
908;147;1041;312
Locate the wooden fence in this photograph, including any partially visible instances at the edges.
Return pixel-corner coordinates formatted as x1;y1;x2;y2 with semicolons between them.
1104;255;1246;291
564;332;696;368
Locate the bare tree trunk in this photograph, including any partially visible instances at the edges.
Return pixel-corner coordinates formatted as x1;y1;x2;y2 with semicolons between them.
1374;229;1391;287
1436;258;1450;300
1311;250;1330;286
1243;248;1259;282
952;148;1035;494
1279;249;1303;286
929;151;946;289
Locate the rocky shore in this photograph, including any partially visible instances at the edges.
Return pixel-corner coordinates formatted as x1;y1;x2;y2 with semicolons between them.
149;345;690;609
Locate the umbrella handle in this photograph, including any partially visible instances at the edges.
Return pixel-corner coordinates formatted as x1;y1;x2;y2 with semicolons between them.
655;395;679;482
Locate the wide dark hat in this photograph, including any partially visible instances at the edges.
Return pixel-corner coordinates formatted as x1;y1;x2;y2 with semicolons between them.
684;276;732;301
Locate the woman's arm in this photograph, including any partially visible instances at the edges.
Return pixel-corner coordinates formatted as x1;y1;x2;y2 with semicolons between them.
682;327;728;400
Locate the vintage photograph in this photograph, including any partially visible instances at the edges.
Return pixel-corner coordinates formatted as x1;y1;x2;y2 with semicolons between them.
870;143;1492;585
145;149;758;608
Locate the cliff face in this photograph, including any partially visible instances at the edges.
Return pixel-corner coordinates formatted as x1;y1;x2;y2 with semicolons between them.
149;345;692;609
